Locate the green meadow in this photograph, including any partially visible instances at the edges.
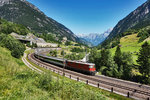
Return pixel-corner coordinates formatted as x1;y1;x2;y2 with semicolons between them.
110;34;150;64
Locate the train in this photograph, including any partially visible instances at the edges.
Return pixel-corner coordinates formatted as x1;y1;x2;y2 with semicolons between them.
34;53;96;75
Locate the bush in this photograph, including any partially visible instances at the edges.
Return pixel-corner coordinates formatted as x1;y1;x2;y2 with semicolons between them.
0;33;25;58
65;41;72;46
65;53;85;60
49;50;57;57
37;73;52;91
0;18;30;35
11;49;20;58
137;30;150;42
71;47;84;53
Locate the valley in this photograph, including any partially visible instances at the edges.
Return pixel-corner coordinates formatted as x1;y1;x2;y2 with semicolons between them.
0;0;150;100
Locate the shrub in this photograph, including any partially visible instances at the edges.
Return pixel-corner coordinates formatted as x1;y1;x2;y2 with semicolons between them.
137;30;149;42
71;47;84;53
0;33;25;58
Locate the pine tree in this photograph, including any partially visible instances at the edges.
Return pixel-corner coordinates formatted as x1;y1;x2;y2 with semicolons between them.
100;49;110;67
89;48;100;70
100;49;117;77
121;52;133;80
137;42;150;79
114;45;122;71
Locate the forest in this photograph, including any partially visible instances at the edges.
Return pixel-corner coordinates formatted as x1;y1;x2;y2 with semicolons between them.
89;42;150;84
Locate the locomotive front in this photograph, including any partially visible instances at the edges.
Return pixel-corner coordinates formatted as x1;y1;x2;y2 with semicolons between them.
88;64;96;75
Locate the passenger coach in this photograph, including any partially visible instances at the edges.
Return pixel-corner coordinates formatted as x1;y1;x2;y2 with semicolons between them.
34;53;96;75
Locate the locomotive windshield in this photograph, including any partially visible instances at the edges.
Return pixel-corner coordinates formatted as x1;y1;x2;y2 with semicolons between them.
89;65;93;68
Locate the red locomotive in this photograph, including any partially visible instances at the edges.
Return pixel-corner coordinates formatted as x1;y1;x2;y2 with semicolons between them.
66;60;96;75
34;53;96;75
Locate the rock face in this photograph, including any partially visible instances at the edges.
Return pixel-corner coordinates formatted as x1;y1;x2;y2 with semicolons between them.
0;0;11;6
0;0;79;41
107;0;150;39
77;28;112;46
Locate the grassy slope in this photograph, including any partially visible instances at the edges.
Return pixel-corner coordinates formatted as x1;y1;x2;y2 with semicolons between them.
0;47;131;100
110;34;150;64
0;47;51;99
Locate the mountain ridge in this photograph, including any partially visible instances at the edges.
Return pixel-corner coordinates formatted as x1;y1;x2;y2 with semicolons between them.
101;0;150;48
0;0;79;42
77;28;112;46
107;0;150;39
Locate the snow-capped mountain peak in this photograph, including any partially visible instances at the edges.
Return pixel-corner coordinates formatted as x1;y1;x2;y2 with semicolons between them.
77;28;113;46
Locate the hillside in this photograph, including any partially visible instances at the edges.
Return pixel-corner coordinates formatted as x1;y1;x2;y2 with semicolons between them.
108;0;150;39
0;18;30;35
101;0;150;48
110;34;150;64
0;0;79;42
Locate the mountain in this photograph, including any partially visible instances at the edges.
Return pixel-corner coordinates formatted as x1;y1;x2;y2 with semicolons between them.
77;37;94;47
108;0;150;39
101;0;150;47
77;28;112;46
0;0;78;42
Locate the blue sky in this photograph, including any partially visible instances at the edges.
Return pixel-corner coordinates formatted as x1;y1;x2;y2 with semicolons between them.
27;0;147;34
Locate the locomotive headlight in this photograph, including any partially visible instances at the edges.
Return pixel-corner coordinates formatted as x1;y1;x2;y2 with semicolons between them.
89;65;93;68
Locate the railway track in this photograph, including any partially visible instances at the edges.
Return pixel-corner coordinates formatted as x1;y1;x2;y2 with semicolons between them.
28;53;150;100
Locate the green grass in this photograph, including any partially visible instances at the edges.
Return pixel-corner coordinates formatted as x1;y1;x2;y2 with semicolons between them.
0;46;132;100
24;47;34;54
110;34;150;64
0;47;52;99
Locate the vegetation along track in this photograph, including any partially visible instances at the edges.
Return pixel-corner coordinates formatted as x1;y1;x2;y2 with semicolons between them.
28;53;150;100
